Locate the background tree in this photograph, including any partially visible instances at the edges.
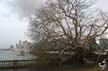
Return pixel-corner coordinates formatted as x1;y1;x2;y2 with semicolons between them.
29;0;108;63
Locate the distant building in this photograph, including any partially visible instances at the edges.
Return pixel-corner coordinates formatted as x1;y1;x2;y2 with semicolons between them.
9;45;14;50
22;40;32;53
13;40;33;53
99;38;108;49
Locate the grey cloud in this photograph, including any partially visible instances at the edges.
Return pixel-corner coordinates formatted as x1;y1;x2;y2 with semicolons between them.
9;0;46;18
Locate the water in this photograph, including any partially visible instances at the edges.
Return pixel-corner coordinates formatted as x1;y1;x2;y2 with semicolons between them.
0;50;36;60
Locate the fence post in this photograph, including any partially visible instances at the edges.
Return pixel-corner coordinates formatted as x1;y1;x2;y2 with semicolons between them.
13;60;18;68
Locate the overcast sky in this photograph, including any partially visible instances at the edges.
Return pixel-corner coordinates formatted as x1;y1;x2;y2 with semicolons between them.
0;0;108;49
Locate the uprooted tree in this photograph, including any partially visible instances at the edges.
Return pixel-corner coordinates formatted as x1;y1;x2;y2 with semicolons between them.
29;0;108;64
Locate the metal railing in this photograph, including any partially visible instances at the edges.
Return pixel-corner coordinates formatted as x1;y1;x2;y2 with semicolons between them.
0;59;38;71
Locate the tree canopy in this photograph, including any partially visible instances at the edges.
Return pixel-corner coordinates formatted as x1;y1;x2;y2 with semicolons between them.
29;0;108;52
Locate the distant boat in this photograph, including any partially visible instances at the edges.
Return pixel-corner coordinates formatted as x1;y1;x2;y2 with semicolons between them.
15;51;25;56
